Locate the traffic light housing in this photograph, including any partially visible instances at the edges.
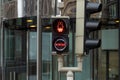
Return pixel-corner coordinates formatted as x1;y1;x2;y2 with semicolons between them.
52;16;69;54
84;1;102;53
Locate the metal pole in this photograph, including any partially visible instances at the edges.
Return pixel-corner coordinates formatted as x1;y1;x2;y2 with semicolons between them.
1;19;5;80
1;0;5;79
116;0;120;80
54;0;57;16
106;50;109;80
37;0;42;80
26;31;29;80
67;71;73;80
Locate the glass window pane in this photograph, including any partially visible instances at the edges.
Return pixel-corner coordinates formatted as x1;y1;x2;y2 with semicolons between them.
42;33;52;80
29;32;37;60
109;51;119;80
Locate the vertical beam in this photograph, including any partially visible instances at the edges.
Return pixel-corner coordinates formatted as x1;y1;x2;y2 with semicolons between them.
106;50;109;80
118;0;120;80
1;18;5;80
26;31;29;80
37;0;42;80
1;0;5;80
17;0;24;17
54;0;57;15
91;50;94;80
75;0;85;55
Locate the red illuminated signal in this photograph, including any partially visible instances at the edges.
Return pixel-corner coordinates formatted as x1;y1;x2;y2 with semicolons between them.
54;38;67;52
57;21;64;33
53;19;67;34
55;42;66;47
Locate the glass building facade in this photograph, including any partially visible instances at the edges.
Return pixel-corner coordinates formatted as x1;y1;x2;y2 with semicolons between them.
95;0;119;80
0;0;120;80
0;0;90;80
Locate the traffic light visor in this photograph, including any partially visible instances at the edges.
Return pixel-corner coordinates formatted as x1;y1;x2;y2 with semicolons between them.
85;39;101;49
86;2;102;13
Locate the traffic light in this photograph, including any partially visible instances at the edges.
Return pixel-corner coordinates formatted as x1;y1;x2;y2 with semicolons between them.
52;16;69;54
84;1;102;53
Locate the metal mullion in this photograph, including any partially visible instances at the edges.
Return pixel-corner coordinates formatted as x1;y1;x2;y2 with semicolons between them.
26;31;30;80
117;0;120;80
106;50;109;80
37;0;43;80
1;19;5;80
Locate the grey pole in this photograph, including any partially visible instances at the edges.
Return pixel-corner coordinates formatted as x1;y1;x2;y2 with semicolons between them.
1;18;5;80
1;0;5;80
117;0;120;80
37;0;42;80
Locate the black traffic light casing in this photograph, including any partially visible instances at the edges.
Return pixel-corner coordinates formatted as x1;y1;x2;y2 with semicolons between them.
84;1;102;53
52;17;69;54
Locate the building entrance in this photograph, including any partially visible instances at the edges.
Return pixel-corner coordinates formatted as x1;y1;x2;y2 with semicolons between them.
2;17;37;80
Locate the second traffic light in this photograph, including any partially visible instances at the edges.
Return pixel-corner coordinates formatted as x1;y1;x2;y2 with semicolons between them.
84;1;102;53
52;16;69;54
